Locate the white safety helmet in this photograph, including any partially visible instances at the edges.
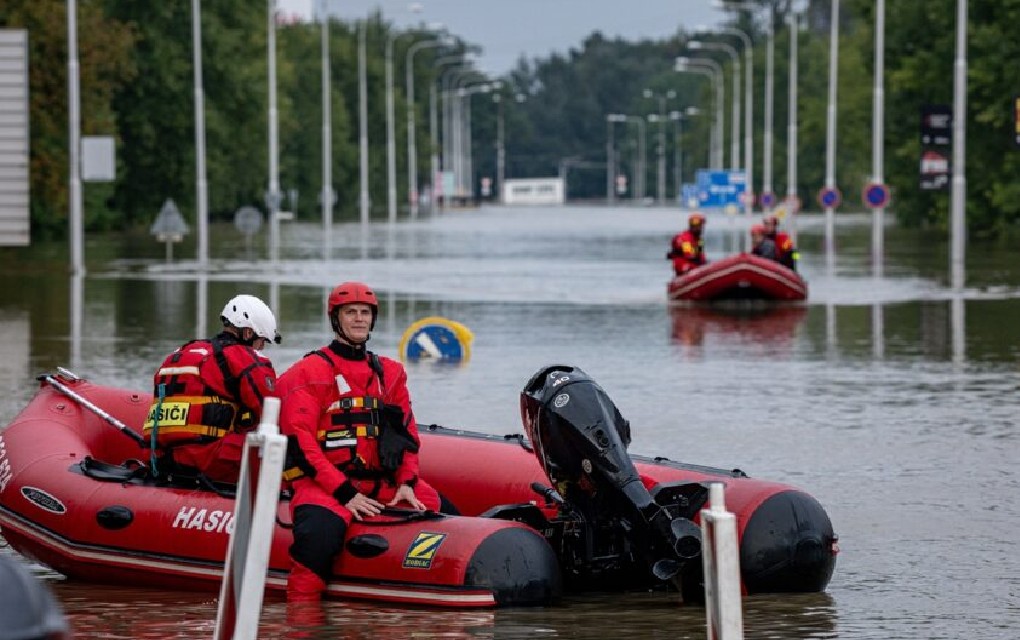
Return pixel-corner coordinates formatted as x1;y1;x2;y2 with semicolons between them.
220;294;281;344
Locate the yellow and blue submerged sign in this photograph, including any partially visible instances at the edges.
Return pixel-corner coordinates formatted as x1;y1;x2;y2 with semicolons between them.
402;531;448;569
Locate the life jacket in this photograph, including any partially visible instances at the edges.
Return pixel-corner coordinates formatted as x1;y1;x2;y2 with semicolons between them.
283;348;417;482
143;337;253;448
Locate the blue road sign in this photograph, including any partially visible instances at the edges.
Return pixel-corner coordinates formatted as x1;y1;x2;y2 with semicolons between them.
817;186;842;210
695;170;747;209
760;191;776;208
863;183;890;209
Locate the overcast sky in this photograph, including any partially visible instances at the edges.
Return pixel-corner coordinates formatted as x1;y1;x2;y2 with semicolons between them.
277;0;728;75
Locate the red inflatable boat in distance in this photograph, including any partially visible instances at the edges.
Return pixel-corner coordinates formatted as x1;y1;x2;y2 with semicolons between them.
668;253;808;302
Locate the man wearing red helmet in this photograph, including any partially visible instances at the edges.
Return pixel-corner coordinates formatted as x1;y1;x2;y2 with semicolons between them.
762;215;798;271
667;213;708;275
275;281;442;602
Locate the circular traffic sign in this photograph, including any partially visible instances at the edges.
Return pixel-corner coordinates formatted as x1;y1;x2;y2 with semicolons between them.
399;316;474;364
863;182;890;209
739;191;755;206
233;206;263;236
760;191;776;208
817;186;842;210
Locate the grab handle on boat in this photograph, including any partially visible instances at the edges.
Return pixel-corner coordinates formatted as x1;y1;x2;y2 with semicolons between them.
40;373;146;447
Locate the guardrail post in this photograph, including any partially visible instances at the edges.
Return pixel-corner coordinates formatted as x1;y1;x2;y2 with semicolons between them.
701;482;743;640
213;397;286;640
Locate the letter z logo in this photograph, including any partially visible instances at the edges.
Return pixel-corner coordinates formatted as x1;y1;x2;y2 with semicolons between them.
402;531;447;569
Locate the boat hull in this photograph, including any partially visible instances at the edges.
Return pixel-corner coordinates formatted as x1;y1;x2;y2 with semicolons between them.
668;253;808;302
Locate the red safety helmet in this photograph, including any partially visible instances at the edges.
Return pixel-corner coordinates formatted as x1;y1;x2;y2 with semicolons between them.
688;213;705;228
327;281;378;331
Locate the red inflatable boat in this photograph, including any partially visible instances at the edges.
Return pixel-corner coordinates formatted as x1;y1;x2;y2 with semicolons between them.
0;369;837;608
668;253;808;302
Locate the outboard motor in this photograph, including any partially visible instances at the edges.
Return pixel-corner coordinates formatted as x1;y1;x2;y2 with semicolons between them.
520;364;703;590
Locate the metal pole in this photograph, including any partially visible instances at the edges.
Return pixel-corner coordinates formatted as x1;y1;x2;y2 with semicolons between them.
321;13;332;260
764;6;775;210
496;93;505;203
606;115;614;205
787;11;799;245
871;0;884;276
429;81;438;212
268;0;280;264
406;39;446;219
658;97;667;204
385;34;397;224
824;0;840;265
192;0;208;267
950;0;967;290
635;116;646;201
68;0;84;275
358;21;369;226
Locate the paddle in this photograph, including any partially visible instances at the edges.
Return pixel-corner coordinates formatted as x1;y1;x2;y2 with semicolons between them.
39;370;146;447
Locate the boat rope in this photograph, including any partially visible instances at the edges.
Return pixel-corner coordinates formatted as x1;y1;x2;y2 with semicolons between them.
40;374;146;447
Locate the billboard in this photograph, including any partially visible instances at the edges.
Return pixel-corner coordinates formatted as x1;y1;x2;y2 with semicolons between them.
0;30;29;246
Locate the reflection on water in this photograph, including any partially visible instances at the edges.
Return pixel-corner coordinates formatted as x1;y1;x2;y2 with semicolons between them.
3;208;1020;639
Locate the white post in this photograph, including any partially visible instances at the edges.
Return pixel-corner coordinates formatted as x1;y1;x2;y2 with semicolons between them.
701;482;743;640
406;40;446;218
787;11;799;245
192;0;208;267
763;7;775;211
385;34;398;225
67;0;84;275
871;0;885;277
950;0;967;291
267;0;280;264
358;21;370;226
212;397;287;640
321;13;333;260
824;0;840;266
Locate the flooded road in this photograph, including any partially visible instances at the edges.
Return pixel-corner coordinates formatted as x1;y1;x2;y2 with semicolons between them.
1;205;1018;638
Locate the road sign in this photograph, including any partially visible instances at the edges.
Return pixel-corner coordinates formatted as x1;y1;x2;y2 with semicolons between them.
233;206;263;236
399;316;474;364
862;183;890;209
817;186;842;210
150;198;189;241
920;104;952;146
760;191;776;209
696;170;747;209
919;149;950;191
739;191;755;206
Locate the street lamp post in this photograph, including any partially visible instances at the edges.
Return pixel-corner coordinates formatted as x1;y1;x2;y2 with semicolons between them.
643;89;676;205
192;0;208;267
406;37;447;218
871;0;884;276
358;20;369;227
688;41;740;171
607;114;645;201
698;25;754;216
824;0;840;266
320;11;333;259
950;0;967;290
787;10;800;244
431;55;468;211
268;0;281;263
676;57;725;170
606;114;627;204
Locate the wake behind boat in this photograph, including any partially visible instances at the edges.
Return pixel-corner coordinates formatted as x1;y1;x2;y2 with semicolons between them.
668;253;808;303
0;368;836;608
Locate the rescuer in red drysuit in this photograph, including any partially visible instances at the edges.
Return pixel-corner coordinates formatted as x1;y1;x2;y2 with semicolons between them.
276;281;442;602
667;212;707;275
145;294;279;485
763;215;798;271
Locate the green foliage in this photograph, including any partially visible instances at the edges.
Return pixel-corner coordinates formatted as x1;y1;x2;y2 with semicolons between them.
5;0;1020;238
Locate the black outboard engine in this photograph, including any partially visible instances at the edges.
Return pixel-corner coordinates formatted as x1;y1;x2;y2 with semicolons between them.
520;364;703;591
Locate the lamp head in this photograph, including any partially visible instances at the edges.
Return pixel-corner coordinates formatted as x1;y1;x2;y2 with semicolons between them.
688;40;704;49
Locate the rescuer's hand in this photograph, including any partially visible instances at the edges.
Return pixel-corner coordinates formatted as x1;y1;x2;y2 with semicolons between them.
345;492;384;520
388;484;425;511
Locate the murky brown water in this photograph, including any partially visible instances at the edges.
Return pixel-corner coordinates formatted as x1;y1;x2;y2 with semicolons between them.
2;206;1019;638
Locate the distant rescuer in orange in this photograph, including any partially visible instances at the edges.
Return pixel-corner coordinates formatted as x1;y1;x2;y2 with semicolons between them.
145;294;279;485
762;215;799;271
667;212;707;275
276;281;442;602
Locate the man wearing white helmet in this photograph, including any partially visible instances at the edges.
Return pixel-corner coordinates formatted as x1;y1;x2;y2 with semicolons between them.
144;294;280;485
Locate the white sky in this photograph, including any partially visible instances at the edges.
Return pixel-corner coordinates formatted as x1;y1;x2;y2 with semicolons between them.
277;0;728;75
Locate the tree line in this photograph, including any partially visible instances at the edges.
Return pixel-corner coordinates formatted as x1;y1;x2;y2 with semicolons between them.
2;0;1017;240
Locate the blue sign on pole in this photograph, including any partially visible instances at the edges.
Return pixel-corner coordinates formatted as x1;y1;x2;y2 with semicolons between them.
681;184;700;208
817;186;842;210
863;183;890;209
695;170;746;209
760;191;776;209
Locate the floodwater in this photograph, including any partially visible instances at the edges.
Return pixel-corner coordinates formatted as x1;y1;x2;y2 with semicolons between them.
1;205;1018;639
